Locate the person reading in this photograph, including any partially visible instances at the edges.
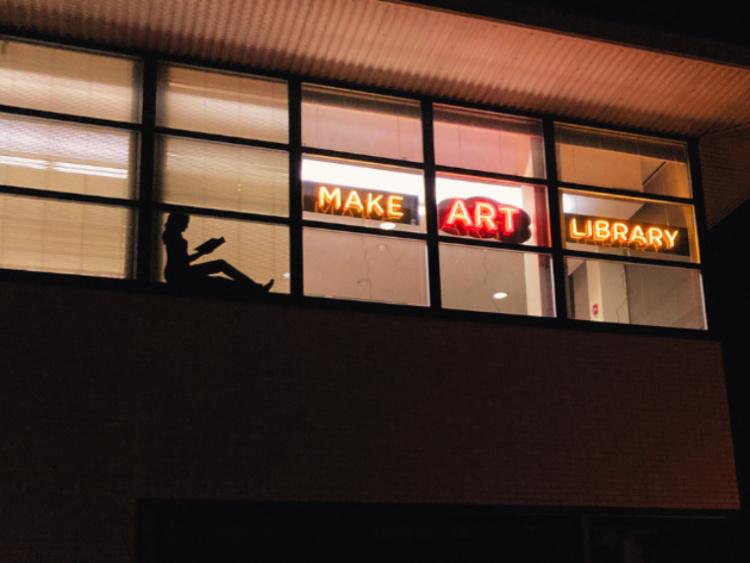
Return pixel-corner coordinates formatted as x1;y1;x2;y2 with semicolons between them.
162;212;274;292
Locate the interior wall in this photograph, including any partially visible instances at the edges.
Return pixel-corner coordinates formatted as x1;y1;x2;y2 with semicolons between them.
626;264;705;328
0;278;738;563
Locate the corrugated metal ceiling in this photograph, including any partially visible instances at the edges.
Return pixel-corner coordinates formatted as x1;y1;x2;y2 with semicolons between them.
1;0;749;137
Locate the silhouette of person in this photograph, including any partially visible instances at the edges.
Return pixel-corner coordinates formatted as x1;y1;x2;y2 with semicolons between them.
162;212;274;293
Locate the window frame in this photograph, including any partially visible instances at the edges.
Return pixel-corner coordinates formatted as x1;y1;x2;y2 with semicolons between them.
550;122;706;329
150;61;292;293
0;36;141;279
0;33;714;338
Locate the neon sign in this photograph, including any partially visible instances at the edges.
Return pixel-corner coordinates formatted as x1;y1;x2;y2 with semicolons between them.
302;181;418;225
438;197;532;243
565;214;689;255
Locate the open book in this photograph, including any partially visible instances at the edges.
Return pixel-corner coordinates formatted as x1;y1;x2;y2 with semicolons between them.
195;237;225;254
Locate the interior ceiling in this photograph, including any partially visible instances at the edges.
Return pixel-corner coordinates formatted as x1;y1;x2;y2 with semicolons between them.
1;0;749;137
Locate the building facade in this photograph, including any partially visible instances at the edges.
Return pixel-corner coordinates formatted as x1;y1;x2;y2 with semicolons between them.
1;1;748;561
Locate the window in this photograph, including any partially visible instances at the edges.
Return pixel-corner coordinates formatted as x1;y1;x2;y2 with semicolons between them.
555;124;691;198
157;64;287;142
561;190;699;264
0;194;133;278
434;105;545;178
434;105;555;317
304;229;429;306
0;113;136;198
565;258;705;329
436;173;549;247
0;38;139;278
301;84;429;305
155;64;290;293
557;124;706;329
0;37;710;331
440;243;554;316
155;211;289;289
0;38;141;122
302;155;425;234
157;135;288;217
302;85;422;162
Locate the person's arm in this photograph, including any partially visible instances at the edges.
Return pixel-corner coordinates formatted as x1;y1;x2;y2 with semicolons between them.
188;249;207;263
190;237;225;261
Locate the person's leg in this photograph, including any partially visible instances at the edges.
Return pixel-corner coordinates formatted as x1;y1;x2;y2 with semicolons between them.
189;260;262;288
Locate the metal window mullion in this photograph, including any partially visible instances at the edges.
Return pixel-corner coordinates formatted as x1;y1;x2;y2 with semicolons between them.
136;57;157;282
687;138;713;333
421;101;441;309
434;164;547;186
0;103;140;131
155;126;289;152
301;146;425;170
558;181;696;206
543;118;568;321
289;79;303;298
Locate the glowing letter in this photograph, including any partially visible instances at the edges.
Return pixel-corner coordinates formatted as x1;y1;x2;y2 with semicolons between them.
664;229;679;249
612;222;629;244
647;227;664;250
594;220;611;242
474;202;497;232
344;190;364;214
569;217;589;240
497;207;520;235
386;195;405;220
445;199;472;227
366;193;384;217
628;225;647;246
317;185;341;211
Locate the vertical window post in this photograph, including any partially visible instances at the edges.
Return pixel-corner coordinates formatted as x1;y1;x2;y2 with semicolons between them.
288;79;303;298
688;137;713;332
422;100;441;309
137;57;158;282
542;118;568;321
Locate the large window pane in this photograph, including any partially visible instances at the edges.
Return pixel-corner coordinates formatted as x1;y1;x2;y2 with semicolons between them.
556;124;691;198
302;84;422;162
440;243;554;316
157;65;288;143
157;135;288;216
303;228;428;306
434;105;545;178
0;194;132;277
0;113;136;198
561;189;699;263
155;212;289;294
302;155;425;233
0;38;140;122
436;173;549;246
565;257;706;329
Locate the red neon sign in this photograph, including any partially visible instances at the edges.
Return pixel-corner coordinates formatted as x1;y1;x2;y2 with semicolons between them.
438;197;532;243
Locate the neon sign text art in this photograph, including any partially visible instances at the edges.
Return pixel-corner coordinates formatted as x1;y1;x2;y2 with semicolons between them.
438;197;532;243
302;181;418;225
565;214;689;255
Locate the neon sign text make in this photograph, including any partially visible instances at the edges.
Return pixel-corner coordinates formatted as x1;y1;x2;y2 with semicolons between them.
303;182;418;225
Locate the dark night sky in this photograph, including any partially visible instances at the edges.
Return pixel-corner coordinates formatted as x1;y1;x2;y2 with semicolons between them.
411;0;750;49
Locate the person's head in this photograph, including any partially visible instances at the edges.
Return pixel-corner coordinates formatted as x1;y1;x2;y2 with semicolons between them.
165;212;189;233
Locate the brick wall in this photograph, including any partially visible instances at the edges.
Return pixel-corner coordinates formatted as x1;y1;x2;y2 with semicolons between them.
700;125;750;228
0;279;738;562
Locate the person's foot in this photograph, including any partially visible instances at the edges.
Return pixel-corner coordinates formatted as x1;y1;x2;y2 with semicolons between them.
263;279;274;292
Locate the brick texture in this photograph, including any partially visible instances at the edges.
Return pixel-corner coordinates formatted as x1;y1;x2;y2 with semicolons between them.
0;280;738;563
700;125;750;227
